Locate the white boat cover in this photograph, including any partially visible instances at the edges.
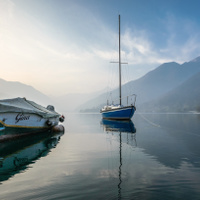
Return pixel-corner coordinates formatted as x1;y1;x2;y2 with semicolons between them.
0;97;60;118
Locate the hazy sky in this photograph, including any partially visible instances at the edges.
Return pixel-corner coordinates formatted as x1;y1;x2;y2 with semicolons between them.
1;0;200;96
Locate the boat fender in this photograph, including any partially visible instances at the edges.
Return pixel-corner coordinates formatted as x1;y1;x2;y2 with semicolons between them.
52;124;65;132
59;115;65;122
46;120;52;126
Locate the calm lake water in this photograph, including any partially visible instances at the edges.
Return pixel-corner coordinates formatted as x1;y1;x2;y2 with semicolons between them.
1;113;200;200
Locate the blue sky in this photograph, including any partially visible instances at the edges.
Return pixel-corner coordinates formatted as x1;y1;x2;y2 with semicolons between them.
1;0;200;95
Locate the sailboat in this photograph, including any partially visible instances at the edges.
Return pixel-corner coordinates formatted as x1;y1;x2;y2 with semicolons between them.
100;15;136;120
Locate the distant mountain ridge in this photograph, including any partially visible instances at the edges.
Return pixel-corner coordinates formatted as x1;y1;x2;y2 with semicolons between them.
54;92;98;112
142;71;200;112
0;78;103;112
125;56;200;105
0;78;55;108
79;56;200;112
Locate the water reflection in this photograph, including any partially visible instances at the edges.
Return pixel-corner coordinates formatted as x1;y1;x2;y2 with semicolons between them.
0;130;64;183
101;119;136;133
101;119;136;200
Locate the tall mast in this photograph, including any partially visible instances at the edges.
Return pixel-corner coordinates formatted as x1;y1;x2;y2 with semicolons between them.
119;15;122;106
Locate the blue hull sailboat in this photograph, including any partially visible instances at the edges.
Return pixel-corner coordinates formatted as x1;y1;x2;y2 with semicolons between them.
100;15;136;120
101;105;135;120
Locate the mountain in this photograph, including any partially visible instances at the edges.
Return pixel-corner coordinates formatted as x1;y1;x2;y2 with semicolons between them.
53;93;97;112
52;88;108;112
142;72;200;112
0;78;56;109
78;56;200;112
0;78;104;113
123;56;200;105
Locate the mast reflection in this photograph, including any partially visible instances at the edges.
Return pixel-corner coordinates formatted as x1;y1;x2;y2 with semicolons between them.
101;119;136;200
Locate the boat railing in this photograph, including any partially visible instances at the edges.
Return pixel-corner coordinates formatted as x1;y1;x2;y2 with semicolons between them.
107;94;137;107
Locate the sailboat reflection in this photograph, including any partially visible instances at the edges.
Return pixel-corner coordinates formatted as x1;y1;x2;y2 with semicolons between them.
101;119;136;134
0;130;64;183
101;119;136;200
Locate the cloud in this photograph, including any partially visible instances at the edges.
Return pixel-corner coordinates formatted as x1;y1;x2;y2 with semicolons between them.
93;27;164;68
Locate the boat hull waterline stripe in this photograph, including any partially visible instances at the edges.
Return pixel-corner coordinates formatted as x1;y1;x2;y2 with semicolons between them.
0;120;50;129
